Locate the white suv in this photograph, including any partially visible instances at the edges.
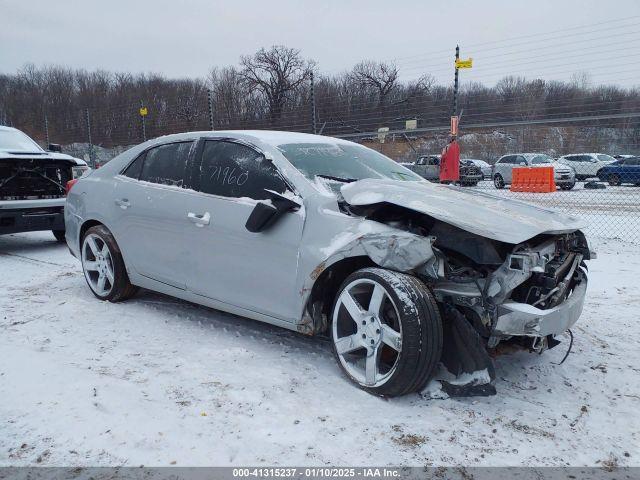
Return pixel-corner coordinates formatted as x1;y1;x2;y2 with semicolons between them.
557;153;616;181
492;153;575;190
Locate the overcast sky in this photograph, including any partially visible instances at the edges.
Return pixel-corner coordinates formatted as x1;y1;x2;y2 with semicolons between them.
2;0;639;87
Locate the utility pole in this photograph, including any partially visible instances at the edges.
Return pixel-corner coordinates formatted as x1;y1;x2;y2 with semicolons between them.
207;89;215;130
44;114;50;147
310;72;317;134
140;100;147;142
85;108;94;168
452;44;460;117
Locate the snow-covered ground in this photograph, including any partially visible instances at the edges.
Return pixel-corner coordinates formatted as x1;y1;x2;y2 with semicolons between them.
1;231;638;467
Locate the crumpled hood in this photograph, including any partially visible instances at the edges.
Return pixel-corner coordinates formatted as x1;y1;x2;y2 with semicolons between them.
341;179;586;244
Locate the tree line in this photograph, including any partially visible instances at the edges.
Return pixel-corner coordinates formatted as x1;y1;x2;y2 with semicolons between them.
0;45;638;148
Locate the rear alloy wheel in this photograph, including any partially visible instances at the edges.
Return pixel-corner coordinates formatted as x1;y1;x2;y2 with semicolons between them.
331;268;442;397
609;174;621;186
493;174;505;189
81;225;138;302
52;229;66;242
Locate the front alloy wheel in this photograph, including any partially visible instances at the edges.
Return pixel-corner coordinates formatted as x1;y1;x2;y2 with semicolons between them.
331;268;442;397
493;174;505;189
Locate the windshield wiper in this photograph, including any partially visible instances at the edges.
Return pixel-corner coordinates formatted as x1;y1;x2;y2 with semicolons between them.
315;174;358;183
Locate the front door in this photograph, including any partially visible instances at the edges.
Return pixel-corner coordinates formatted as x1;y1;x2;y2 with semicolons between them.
185;139;304;322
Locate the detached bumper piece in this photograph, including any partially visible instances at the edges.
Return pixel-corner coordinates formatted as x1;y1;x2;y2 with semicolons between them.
494;274;587;337
440;306;496;397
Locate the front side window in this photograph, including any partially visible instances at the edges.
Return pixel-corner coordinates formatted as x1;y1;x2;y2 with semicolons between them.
138;142;193;187
123;153;144;179
197;140;287;200
277;142;422;183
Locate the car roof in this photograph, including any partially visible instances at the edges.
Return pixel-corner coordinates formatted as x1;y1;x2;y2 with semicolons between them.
561;153;608;156
0;125;19;132
148;130;357;148
500;153;550;159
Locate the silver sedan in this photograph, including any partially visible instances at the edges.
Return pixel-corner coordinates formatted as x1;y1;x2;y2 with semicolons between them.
65;131;591;397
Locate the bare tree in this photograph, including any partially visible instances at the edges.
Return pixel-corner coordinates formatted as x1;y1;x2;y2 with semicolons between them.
351;61;399;106
239;45;314;122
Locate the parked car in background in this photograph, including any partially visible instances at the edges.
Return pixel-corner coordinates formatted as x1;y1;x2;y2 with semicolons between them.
613;154;636;160
401;155;483;186
597;157;640;185
556;153;616;180
65;130;592;397
0;126;88;240
466;159;492;179
492;153;575;190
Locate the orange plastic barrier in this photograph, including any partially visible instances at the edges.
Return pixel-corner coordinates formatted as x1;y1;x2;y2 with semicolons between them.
510;166;556;193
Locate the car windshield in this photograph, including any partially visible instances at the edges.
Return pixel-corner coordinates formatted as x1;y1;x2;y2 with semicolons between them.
530;155;553;164
0;129;43;152
277;142;423;184
597;154;616;162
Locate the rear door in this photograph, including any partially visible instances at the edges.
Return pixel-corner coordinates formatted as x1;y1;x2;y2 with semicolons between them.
185;138;305;322
111;141;196;289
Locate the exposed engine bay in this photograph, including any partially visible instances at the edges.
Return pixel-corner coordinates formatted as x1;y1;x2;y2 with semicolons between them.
344;200;589;342
0;158;72;200
335;189;591;395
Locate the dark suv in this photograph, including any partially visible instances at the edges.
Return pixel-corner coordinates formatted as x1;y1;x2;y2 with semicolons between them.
401;155;483;186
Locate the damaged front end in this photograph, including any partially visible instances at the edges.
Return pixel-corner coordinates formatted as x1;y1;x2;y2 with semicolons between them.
332;179;593;396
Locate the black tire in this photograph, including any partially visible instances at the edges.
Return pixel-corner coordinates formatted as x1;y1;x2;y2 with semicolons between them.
609;174;621;186
493;174;505;189
81;225;138;302
330;267;443;397
52;229;66;242
560;182;575;190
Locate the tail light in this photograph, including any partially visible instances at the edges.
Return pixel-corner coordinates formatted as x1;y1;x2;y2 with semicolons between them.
66;178;79;194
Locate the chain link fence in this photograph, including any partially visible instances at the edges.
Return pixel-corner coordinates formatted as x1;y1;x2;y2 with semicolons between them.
4;97;640;244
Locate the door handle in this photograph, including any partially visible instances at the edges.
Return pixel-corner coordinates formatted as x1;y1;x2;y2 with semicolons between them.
187;211;210;227
115;198;130;209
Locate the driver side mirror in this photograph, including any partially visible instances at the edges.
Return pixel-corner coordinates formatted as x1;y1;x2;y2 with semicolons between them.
48;143;62;152
245;190;301;233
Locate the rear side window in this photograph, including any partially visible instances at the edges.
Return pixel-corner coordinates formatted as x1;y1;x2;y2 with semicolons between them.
123;154;144;179
139;142;192;187
625;158;640;166
197;140;287;200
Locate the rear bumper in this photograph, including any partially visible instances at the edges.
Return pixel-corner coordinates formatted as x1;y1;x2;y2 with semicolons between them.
493;274;587;337
0;198;66;235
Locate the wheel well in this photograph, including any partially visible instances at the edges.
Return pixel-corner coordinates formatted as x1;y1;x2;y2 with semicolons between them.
79;219;103;245
306;256;376;333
